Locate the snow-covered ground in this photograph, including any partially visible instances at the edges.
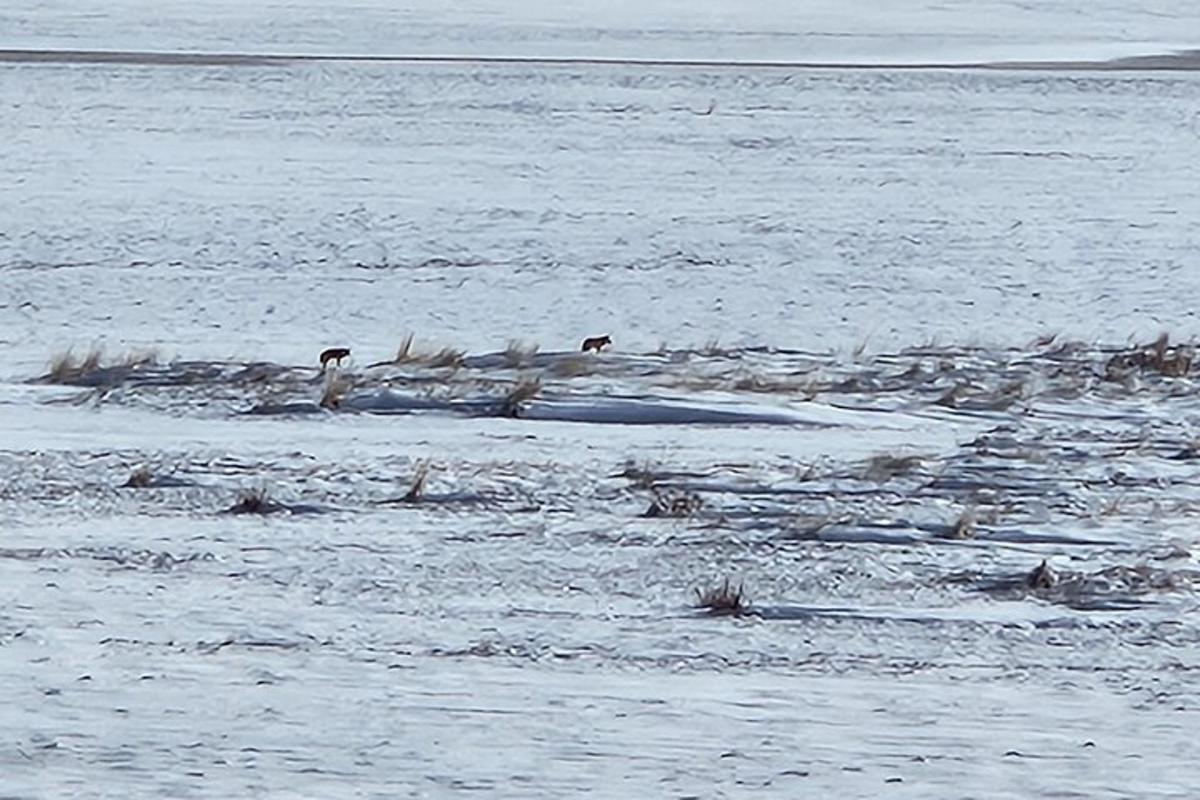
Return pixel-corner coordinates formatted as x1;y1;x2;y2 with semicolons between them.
3;0;1199;64
2;3;1200;798
2;55;1198;377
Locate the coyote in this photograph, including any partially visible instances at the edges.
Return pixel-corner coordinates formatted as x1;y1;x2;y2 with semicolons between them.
319;347;351;370
581;335;611;353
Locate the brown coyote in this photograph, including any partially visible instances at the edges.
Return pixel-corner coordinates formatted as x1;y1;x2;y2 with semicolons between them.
581;335;611;353
319;347;351;370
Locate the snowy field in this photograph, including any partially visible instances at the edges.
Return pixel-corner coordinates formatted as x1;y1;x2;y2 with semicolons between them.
2;2;1200;798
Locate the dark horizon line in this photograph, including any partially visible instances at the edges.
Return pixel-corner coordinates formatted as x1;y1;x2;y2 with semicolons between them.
1;46;1198;72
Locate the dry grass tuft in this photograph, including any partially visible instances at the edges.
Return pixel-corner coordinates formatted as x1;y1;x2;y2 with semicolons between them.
371;334;463;369
118;349;158;368
501;376;542;418
934;383;970;408
1106;333;1194;380
728;372;820;398
863;453;924;482
122;466;154;488
319;373;352;410
426;347;466;369
794;461;821;482
504;339;539;368
46;346;157;384
946;508;977;539
79;348;102;373
548;355;594;378
47;350;76;381
46;347;104;383
694;578;749;616
394;333;415;363
1027;559;1056;590
403;460;431;502
227;487;276;515
644;488;703;518
619;459;659;489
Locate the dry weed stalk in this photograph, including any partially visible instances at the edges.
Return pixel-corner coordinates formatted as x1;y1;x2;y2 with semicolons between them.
320;373;352;410
46;347;104;383
403;460;431;502
427;347;466;369
619;460;659;489
394;333;415;363
694;578;749;616
501;376;542;418
227;487;276;515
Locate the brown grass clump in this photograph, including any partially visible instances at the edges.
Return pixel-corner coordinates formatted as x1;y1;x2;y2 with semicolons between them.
393;333;415;363
500;376;542;418
426;347;466;369
122;466;155;488
319;373;352;410
644;489;703;518
729;372;820;399
863;453;924;482
403;460;431;502
504;340;539;368
1106;333;1194;380
47;351;77;382
694;578;749;616
1027;559;1056;590
794;461;821;482
46;347;104;383
226;487;277;515
384;334;465;370
118;349;158;368
46;347;157;384
946;508;976;539
548;355;594;378
79;348;102;373
618;460;659;489
934;383;970;408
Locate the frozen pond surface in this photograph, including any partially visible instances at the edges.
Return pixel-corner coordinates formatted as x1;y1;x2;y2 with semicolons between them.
2;2;1200;797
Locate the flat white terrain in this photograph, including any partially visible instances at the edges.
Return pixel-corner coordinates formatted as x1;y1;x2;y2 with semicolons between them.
1;2;1199;798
